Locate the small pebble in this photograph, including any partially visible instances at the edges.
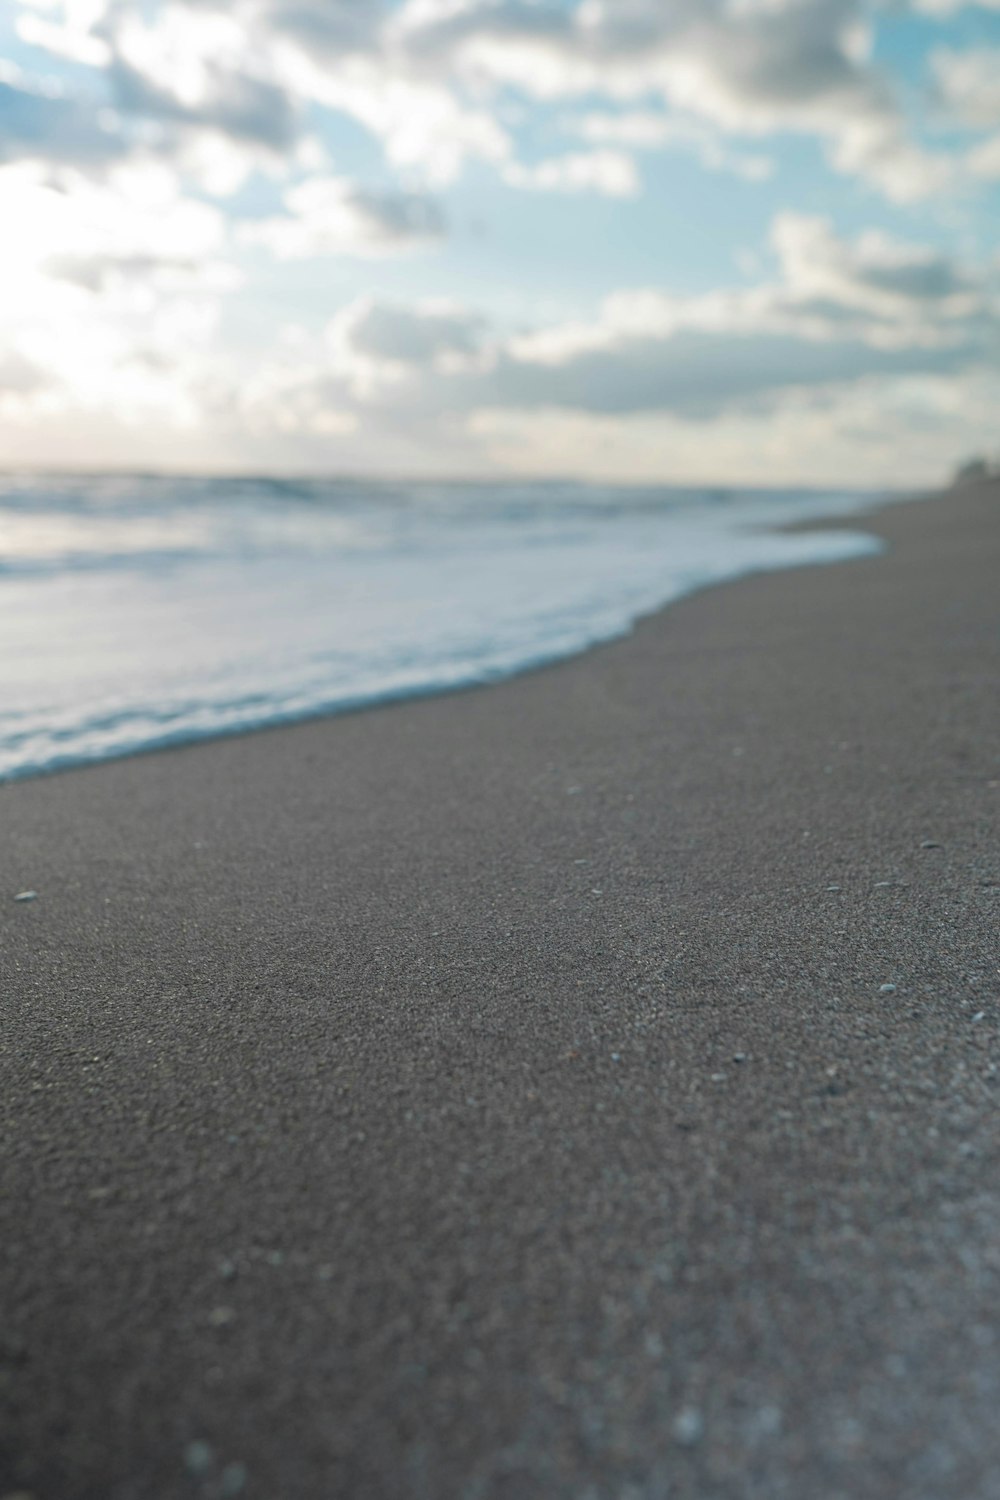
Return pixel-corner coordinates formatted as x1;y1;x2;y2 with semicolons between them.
879;983;897;994
733;1052;747;1063
752;1404;783;1438
218;1259;237;1281
13;891;37;903
921;840;942;850
184;1441;212;1477
972;1011;985;1023
710;1072;727;1083
826;884;841;892
220;1463;248;1497
673;1408;704;1446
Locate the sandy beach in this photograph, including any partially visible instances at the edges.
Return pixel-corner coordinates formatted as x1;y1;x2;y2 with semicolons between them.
1;479;997;1499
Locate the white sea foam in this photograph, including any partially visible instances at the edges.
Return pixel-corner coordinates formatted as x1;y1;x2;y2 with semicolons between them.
0;475;899;780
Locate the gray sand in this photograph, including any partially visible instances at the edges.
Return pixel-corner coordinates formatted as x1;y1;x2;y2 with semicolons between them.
1;481;998;1500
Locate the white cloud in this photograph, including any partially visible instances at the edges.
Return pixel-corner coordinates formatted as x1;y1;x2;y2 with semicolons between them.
108;7;300;149
42;0;511;187
926;45;1000;182
5;211;997;483
242;176;445;258
0;159;235;427
242;0;389;58
273;54;512;185
466;366;1000;486
242;214;998;449
2;0;997;479
932;47;1000;128
229;356;359;438
0;348;49;398
573;111;682;149
0;160;228;287
770;212;985;327
501;214;994;389
6;0;964;199
966;133;1000;177
912;0;1000;14
14;0;114;68
327;296;491;396
503;147;639;196
0;31;305;195
0;71;127;168
387;0;953;199
573;110;773;181
332;298;487;365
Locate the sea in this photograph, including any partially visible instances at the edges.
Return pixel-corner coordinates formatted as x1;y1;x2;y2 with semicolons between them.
0;473;898;781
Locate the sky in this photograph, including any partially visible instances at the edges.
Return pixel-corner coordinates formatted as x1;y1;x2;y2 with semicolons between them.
0;0;999;485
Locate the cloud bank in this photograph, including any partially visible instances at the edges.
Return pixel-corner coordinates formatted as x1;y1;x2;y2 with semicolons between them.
1;0;999;480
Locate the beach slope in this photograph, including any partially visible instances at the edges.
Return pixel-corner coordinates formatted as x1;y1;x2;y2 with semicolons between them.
1;480;998;1499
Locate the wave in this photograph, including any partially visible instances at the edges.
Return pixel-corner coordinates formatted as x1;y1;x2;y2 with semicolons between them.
0;472;893;782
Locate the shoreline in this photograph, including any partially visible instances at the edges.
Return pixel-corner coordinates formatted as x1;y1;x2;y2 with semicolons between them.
0;480;920;787
2;477;998;1499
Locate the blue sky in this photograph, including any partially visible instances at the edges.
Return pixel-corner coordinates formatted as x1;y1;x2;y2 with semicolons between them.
0;0;999;483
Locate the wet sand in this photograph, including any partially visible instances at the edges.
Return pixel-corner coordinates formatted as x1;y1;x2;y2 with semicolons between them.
1;479;998;1500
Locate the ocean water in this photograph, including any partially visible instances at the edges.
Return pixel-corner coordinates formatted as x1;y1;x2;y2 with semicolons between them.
0;474;895;781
